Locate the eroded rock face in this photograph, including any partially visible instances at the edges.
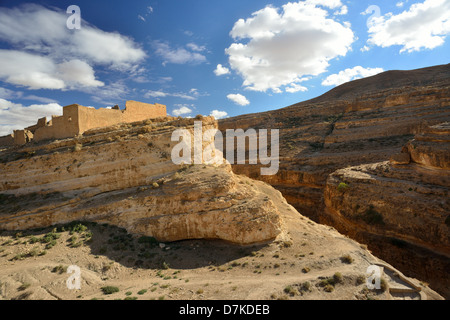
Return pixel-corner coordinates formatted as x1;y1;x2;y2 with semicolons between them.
0;117;282;245
218;64;450;297
322;124;450;297
219;64;450;220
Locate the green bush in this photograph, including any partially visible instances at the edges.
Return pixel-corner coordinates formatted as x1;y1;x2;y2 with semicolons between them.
101;286;120;295
337;182;349;192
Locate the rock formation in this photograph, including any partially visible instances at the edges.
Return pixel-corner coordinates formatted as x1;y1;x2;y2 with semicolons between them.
219;63;450;297
322;122;450;297
0;116;281;245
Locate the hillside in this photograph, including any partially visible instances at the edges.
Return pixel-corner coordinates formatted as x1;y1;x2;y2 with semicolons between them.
219;64;450;297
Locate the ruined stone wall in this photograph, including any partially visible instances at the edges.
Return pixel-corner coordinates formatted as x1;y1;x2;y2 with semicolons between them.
77;101;166;134
0;134;14;147
33;104;80;142
32;101;167;143
122;100;167;122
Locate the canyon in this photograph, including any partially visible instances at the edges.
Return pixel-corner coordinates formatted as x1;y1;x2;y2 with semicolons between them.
0;64;448;300
219;63;450;298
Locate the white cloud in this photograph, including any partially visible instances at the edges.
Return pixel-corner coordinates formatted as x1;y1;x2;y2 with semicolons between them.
306;0;344;9
0;4;145;90
138;15;146;22
57;59;105;88
172;106;193;116
144;90;168;98
334;5;348;15
0;98;63;135
0;50;105;90
367;0;450;53
144;90;197;101
153;40;207;65
227;93;250;106
321;66;384;87
186;43;206;52
360;45;371;52
225;1;355;92
209;110;228;119
396;2;405;8
214;64;231;76
285;83;308;93
0;50;64;90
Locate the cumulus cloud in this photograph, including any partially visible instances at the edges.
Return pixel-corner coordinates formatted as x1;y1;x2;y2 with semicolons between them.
367;0;450;53
209;110;228;119
321;66;384;87
172;106;193;116
214;64;231;76
227;93;250;106
0;98;63;135
225;1;355;92
153;40;207;65
0;4;145;90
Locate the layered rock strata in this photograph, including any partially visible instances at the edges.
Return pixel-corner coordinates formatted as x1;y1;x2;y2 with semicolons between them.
0;117;282;245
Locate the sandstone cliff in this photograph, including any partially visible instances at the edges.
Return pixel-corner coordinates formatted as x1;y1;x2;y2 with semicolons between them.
0;117;282;245
323;123;450;297
218;64;450;297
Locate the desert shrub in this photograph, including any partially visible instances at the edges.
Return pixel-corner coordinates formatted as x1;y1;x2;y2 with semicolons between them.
340;254;354;264
337;182;349;192
333;272;343;284
324;284;334;292
356;275;366;285
283;285;299;296
137;289;147;295
41;231;60;244
52;265;67;274
28;236;40;244
300;282;311;292
101;286;120;295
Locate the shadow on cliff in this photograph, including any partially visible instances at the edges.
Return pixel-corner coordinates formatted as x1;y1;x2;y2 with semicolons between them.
85;223;267;270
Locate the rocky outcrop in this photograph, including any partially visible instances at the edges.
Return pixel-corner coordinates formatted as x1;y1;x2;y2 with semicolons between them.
220;64;450;221
218;64;450;297
0;117;282;245
322;123;450;297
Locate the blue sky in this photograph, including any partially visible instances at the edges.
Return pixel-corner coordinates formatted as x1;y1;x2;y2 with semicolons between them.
0;0;449;135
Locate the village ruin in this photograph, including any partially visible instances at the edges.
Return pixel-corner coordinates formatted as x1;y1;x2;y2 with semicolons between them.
0;101;167;146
